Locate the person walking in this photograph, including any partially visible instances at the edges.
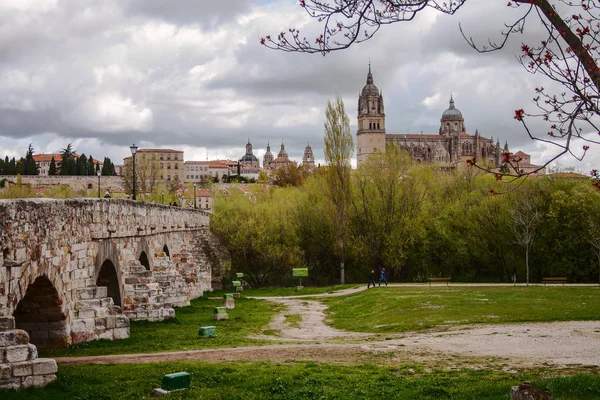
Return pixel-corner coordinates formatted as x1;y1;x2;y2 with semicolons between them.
368;270;376;288
379;268;388;287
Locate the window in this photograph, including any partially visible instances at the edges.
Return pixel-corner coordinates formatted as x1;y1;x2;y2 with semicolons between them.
160;154;164;160
377;123;380;129
174;164;178;169
167;163;171;170
167;175;171;181
174;155;178;160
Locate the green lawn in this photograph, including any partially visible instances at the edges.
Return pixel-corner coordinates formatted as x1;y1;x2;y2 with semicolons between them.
4;361;600;399
323;286;600;333
212;284;359;298
40;296;282;358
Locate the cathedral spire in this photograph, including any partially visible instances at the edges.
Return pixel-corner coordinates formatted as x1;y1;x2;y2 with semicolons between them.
367;63;373;85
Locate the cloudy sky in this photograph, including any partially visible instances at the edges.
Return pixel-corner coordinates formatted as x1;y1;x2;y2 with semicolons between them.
0;0;597;171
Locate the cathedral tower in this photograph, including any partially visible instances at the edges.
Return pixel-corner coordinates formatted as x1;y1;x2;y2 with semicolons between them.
303;143;315;170
357;64;386;167
263;142;273;167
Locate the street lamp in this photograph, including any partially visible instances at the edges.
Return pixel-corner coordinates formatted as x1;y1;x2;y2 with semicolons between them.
97;169;101;198
193;182;197;209
161;190;164;204
130;143;138;200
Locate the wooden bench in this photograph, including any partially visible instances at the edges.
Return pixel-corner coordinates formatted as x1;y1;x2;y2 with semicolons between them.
427;277;451;286
542;277;567;286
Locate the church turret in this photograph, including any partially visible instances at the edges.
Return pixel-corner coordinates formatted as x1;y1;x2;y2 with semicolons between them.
357;64;386;167
303;143;315;170
440;95;465;136
278;142;288;159
263;142;273;167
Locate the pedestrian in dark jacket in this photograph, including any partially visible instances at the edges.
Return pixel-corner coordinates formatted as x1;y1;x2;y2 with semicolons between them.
368;270;376;288
379;268;388;287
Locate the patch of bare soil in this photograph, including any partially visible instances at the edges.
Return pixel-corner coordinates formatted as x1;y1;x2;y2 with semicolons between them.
57;285;600;370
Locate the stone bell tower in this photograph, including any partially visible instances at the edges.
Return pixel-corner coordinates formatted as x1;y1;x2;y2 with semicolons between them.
357;64;386;167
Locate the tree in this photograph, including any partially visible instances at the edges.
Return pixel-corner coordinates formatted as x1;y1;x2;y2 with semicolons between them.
510;189;543;285
22;144;37;175
101;157;115;176
77;154;88;176
48;156;57;176
263;1;600;176
272;161;310;187
323;94;354;284
58;144;77;175
351;143;425;278
87;156;95;176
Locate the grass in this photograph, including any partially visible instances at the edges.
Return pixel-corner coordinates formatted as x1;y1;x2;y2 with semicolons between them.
4;361;600;399
40;296;282;358
323;286;600;333
210;284;359;298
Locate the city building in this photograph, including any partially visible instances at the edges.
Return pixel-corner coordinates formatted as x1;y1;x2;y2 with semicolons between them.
123;148;184;186
302;144;315;170
357;66;506;168
239;140;260;169
33;153;102;176
264;142;292;171
184;160;230;183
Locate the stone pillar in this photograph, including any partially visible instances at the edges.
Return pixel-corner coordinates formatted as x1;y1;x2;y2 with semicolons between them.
0;316;57;390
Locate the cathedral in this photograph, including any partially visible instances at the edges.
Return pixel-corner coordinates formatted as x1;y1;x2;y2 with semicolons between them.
357;66;506;168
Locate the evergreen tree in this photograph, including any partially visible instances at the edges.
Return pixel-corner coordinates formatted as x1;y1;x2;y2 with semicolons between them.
23;144;37;175
87;156;95;176
77;154;88;176
101;157;114;176
15;158;25;175
8;157;16;175
0;157;4;175
58;143;76;175
49;157;57;175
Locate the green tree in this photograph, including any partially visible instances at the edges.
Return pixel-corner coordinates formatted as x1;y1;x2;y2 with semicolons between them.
23;144;37;175
87;156;95;176
351;144;425;279
58;144;77;175
323;94;354;284
77;154;88;176
510;187;543;286
48;156;57;176
101;157;114;176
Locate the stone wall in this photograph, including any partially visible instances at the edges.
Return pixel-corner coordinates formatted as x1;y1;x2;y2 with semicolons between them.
0;175;124;192
0;198;222;389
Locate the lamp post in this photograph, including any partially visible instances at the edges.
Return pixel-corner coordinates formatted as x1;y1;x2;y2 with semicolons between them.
193;182;197;209
161;190;164;204
130;143;138;200
97;169;101;198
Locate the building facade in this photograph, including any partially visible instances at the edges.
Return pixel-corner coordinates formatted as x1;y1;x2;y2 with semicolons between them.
357;67;505;169
124;148;184;186
239;140;260;169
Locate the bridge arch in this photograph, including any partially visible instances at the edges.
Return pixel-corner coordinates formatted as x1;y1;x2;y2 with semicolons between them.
96;259;122;308
135;237;153;271
95;240;123;308
13;275;71;349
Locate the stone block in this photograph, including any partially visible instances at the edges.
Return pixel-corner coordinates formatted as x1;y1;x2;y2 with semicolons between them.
32;359;57;376
233;293;241;299
22;375;45;388
97;330;113;340
223;298;235;310
0;378;21;390
71;331;94;344
6;345;33;363
0;317;15;331
212;313;228;321
113;328;130;340
48;328;69;339
11;361;33;377
71;318;95;333
198;326;216;337
0;363;12;380
77;308;96;319
95;318;107;330
161;372;190;391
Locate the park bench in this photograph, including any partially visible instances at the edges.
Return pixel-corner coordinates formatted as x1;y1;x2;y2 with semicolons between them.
427;277;451;286
542;277;567;286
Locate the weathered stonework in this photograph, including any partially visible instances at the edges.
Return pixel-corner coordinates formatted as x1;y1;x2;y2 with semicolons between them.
0;317;57;390
0;199;226;390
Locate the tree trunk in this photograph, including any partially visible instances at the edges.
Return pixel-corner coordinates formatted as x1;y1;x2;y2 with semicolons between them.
526;244;530;286
340;261;345;285
598;254;600;287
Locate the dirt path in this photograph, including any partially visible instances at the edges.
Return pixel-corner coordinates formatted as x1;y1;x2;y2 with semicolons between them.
56;285;600;369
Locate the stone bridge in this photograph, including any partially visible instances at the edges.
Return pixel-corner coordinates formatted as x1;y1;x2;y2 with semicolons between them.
0;199;227;389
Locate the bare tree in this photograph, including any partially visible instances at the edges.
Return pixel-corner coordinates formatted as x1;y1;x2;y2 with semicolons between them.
510;193;542;285
323;94;354;284
263;1;600;177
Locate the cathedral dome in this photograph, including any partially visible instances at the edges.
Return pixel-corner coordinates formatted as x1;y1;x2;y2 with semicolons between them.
441;96;463;120
240;153;259;163
361;65;380;97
